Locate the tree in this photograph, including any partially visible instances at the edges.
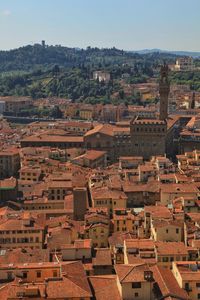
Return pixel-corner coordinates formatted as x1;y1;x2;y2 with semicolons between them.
119;89;125;99
50;105;63;119
52;65;60;77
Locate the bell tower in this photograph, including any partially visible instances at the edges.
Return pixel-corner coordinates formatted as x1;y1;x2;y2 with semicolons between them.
159;62;170;120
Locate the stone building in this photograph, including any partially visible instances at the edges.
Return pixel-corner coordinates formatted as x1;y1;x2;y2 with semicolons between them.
84;63;180;161
0;148;20;179
130;118;167;159
130;63;169;159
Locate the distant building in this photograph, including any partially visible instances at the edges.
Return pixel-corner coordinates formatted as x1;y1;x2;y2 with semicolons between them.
72;150;107;169
101;104;118;122
0;213;45;249
174;56;194;71
79;105;94;120
130;118;167;160
0;148;20;179
130;63;170;159
93;71;111;82
0;96;32;115
0;177;17;202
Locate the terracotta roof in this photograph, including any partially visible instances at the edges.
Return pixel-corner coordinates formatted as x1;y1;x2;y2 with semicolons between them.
0;248;49;264
115;263;151;283
152;266;189;300
61;261;92;296
174;261;200;281
93;248;112;266
125;239;155;250
161;183;199;193
0;217;44;231
92;187;127;200
108;232;136;247
47;275;92;298
152;219;183;229
21;134;83;143
144;205;172;219
127;254;156;266
123;182;160;193
0;177;17;190
84;124;114;137
0;148;19;156
155;242;188;255
89;275;122;300
186;212;200;222
74;150;106;161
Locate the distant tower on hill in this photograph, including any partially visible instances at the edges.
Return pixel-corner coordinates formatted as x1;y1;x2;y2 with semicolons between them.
159;62;170;120
42;40;46;48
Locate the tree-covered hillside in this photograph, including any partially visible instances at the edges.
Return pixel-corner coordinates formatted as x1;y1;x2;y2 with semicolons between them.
0;44;177;73
0;44;182;102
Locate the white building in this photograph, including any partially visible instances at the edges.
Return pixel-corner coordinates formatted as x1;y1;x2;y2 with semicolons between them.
93;71;111;82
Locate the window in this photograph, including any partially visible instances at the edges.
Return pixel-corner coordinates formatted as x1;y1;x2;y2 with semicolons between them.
36;271;41;278
163;257;169;262
22;272;27;279
185;282;189;290
166;229;168;233
7;272;13;280
176;228;179;234
198;294;200;299
53;271;57;277
132;282;141;289
135;293;139;297
196;283;200;288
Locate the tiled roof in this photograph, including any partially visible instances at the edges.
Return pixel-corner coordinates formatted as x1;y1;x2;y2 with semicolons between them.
115;263;151;283
152;266;189;300
93;248;112;266
89;275;122;300
155;241;188;255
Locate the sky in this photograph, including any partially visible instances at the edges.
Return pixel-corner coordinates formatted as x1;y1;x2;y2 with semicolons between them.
0;0;200;51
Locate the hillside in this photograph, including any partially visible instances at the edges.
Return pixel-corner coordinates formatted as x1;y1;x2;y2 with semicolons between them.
0;44;191;102
0;44;178;73
133;49;200;58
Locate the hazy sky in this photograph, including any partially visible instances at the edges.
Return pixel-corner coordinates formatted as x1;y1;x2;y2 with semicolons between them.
0;0;200;51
